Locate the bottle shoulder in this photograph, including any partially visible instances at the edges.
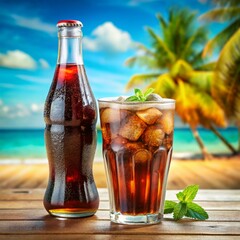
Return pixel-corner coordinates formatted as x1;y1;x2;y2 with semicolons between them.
44;64;97;125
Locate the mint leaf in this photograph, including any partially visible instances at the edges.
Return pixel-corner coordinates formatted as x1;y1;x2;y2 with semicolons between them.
176;191;184;201
182;185;199;202
125;96;139;102
164;184;208;221
125;88;155;102
144;88;154;98
186;202;209;220
173;202;187;220
134;88;141;97
164;200;177;214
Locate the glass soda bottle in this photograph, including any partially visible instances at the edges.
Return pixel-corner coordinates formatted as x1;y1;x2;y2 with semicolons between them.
43;20;99;218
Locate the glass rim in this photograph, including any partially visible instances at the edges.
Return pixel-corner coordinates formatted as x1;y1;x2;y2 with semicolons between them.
98;97;175;105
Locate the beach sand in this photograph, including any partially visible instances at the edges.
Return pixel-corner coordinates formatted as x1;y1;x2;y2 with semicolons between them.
0;155;239;189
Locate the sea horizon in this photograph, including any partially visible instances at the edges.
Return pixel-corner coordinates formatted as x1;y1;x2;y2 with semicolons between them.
0;127;238;163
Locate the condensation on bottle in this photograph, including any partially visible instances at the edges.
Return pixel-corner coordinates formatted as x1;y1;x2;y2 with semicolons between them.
43;20;99;218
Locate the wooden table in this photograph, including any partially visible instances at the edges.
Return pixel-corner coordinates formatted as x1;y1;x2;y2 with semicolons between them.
0;188;239;239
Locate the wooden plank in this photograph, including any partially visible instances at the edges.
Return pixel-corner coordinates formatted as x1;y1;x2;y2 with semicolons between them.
167;160;191;189
0;220;239;235
0;165;37;188
0;189;239;201
179;159;240;189
0;235;239;240
99;201;240;211
0;188;110;201
0;209;240;222
1;159;240;189
19;165;48;188
181;162;228;189
0;200;240;210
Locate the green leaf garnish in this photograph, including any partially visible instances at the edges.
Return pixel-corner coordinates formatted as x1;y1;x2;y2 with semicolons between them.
185;202;209;220
164;200;177;214
173;202;187;220
164;185;209;221
182;184;199;202
125;88;154;102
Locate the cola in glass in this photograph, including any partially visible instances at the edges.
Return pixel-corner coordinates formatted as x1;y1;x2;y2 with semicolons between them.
98;97;175;224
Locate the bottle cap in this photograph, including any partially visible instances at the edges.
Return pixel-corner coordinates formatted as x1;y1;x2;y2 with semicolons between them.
57;20;83;28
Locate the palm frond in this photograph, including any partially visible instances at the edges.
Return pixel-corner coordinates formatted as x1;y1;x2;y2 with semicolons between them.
125;55;158;69
125;73;159;91
170;60;193;79
134;43;154;55
165;9;197;58
213;28;240;120
195;92;227;128
146;73;176;98
195;62;217;71
188;50;206;68
174;81;200;127
180;26;208;60
200;7;240;22
213;0;240;7
125;43;158;69
146;27;176;64
156;13;167;30
202;18;240;57
187;71;213;93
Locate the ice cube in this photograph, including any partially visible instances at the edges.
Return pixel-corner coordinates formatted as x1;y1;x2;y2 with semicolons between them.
101;126;111;144
101;124;118;144
157;110;174;134
119;115;147;141
116;96;126;102
146;93;163;102
143;125;165;147
133;149;152;163
136;107;162;125
110;136;128;152
100;108;121;124
125;142;145;151
101;108;130;124
163;133;173;151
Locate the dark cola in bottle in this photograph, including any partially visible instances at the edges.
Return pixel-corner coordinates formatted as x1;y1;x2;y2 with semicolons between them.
43;20;99;218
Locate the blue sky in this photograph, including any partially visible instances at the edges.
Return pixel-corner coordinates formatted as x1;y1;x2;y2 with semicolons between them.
0;0;225;128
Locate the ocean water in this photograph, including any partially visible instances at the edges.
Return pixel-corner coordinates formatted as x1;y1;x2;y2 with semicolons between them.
0;128;238;162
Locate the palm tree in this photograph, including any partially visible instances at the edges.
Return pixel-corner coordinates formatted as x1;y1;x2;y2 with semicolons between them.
200;0;240;58
125;9;227;159
200;0;240;151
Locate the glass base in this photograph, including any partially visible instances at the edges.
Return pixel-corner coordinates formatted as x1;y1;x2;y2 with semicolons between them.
49;208;95;218
110;212;163;225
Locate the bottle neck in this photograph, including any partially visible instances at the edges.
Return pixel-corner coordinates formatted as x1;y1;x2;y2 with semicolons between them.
57;26;83;65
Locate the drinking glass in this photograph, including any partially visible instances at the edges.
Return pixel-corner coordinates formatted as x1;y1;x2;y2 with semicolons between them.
98;97;175;224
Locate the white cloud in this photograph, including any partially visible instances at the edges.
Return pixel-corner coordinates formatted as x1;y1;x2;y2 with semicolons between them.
10;14;56;34
83;22;133;53
31;103;43;113
0;100;43;119
0;50;36;69
39;58;50;69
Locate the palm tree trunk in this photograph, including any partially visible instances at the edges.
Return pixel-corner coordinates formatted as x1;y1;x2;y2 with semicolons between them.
209;124;238;155
190;126;213;160
238;126;240;152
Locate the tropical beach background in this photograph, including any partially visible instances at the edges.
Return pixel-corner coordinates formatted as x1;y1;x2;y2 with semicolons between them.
0;0;239;189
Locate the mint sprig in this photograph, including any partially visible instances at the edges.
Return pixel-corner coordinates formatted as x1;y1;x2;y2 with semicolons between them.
164;185;209;221
125;88;154;102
